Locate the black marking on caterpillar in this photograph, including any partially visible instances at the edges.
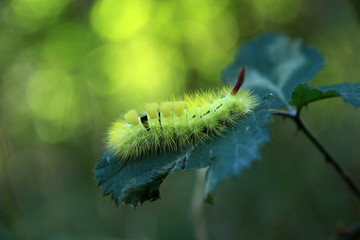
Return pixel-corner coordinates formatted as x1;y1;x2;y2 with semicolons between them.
106;67;258;161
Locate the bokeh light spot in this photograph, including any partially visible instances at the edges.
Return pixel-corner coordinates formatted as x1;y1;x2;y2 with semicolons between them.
26;69;85;142
180;0;229;21
101;36;186;105
251;0;302;23
91;0;151;41
11;0;70;30
42;23;92;70
182;14;238;81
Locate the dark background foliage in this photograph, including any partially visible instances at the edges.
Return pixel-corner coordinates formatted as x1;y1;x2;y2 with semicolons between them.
0;0;359;239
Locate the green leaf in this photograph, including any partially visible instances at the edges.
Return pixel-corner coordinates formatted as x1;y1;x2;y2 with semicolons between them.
320;83;360;108
289;84;338;107
202;104;272;202
94;148;191;207
222;33;324;108
289;83;360;108
94;103;272;206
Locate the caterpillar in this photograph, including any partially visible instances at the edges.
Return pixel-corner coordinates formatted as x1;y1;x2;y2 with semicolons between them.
107;67;258;161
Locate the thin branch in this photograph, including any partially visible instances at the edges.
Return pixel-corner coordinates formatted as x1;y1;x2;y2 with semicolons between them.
273;109;360;201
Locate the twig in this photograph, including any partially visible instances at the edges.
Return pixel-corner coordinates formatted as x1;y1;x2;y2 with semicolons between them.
273;109;360;201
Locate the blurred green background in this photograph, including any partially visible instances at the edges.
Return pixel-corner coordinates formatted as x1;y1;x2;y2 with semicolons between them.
0;0;360;239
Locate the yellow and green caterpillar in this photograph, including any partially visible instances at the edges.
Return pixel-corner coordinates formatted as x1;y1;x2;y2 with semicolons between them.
107;67;258;161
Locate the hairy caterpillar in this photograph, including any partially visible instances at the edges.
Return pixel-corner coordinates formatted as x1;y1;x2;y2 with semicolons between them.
107;67;258;161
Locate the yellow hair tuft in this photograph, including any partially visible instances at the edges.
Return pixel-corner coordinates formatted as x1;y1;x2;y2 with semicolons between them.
106;68;259;161
173;101;185;117
124;110;139;125
160;102;173;118
145;103;159;119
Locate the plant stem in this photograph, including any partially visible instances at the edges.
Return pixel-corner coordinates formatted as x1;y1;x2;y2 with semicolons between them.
191;168;208;240
273;109;360;201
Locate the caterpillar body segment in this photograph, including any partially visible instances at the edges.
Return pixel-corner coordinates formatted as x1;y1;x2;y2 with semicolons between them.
107;67;258;161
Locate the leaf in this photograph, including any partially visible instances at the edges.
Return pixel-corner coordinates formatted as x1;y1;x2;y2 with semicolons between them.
289;84;338;108
94;103;272;206
319;83;360;108
94;149;190;207
200;104;272;203
222;33;324;108
289;83;360;108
